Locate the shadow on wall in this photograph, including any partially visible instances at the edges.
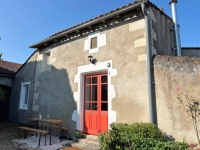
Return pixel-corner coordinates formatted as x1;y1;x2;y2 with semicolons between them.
36;65;77;138
9;59;77;138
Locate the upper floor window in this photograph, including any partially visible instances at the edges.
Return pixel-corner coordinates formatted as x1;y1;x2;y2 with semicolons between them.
90;37;97;49
19;82;30;110
84;31;106;54
43;52;50;71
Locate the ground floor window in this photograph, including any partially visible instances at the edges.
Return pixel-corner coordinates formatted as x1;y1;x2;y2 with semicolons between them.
19;82;30;110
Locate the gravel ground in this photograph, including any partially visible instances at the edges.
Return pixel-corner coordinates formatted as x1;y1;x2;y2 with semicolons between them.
0;121;81;150
0;121;21;150
13;134;73;150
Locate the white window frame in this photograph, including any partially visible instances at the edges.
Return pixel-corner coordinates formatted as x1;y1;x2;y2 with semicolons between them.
19;82;30;110
88;31;100;54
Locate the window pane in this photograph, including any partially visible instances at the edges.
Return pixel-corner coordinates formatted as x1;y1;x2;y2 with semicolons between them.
101;84;107;101
92;77;97;84
91;37;97;49
86;78;91;84
92;85;97;101
85;103;90;110
43;52;50;71
85;86;90;101
24;85;29;105
101;103;108;111
101;75;107;83
46;53;50;65
91;103;98;110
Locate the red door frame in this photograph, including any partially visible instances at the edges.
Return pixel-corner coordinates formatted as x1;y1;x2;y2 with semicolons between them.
83;73;108;135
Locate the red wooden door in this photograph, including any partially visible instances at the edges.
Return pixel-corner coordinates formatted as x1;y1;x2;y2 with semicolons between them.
83;74;108;135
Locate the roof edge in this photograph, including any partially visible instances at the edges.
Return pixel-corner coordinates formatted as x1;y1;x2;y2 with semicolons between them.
15;50;38;75
0;60;21;66
29;0;149;48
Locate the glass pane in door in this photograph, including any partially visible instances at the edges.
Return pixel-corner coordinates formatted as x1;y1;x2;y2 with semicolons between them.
92;85;97;101
101;75;107;83
101;84;107;101
86;78;91;84
92;77;97;84
91;103;98;110
85;86;91;101
85;102;90;110
101;103;108;111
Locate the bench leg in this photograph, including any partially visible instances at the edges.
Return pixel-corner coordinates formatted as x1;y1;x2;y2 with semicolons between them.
50;123;52;145
38;132;41;147
36;121;38;137
60;129;68;142
26;130;28;139
18;129;21;140
45;133;47;146
24;130;27;139
60;129;63;142
65;130;68;139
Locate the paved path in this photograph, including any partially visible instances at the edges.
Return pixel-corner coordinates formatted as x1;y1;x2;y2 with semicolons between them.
72;138;100;150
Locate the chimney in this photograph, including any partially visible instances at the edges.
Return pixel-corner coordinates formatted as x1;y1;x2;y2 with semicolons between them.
169;0;181;56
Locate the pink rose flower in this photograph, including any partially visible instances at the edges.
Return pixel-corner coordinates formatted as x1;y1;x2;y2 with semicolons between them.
97;130;102;133
189;143;196;148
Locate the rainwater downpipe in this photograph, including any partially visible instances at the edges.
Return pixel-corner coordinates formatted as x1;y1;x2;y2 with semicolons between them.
141;3;157;125
170;0;181;56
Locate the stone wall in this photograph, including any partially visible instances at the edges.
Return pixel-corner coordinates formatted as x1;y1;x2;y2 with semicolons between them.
182;47;200;57
149;6;175;56
154;55;200;143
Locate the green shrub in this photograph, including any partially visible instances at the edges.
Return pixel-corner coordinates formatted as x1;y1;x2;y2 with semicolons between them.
98;122;189;150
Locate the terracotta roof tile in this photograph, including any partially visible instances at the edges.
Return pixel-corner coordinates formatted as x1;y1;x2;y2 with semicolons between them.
31;0;172;48
48;0;144;39
0;60;22;75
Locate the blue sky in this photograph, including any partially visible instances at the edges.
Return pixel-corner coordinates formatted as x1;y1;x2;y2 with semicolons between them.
0;0;199;64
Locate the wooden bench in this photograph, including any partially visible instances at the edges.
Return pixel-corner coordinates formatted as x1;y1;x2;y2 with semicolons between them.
39;124;69;141
18;126;49;147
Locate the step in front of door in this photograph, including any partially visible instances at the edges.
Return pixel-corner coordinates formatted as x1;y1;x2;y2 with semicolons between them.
82;134;98;141
71;138;100;150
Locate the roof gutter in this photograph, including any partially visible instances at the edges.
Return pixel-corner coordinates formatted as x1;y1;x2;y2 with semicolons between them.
30;0;149;48
141;2;157;125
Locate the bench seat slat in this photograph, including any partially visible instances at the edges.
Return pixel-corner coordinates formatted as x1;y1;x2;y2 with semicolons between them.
18;126;49;147
19;126;49;134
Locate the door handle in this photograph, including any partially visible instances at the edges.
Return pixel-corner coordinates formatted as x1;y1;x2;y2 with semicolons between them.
96;106;98;108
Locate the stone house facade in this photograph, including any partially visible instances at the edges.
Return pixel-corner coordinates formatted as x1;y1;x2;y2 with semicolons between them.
8;0;198;142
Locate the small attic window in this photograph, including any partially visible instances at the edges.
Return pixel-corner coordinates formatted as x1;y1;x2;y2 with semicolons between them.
90;37;97;49
43;52;51;71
